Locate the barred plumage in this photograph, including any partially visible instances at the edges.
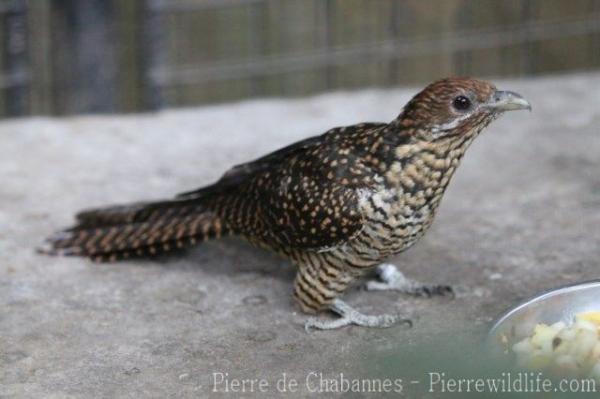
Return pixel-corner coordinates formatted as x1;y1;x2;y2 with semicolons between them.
41;78;531;330
44;205;227;262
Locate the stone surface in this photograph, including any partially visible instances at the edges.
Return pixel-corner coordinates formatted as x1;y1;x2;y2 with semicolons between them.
1;73;600;398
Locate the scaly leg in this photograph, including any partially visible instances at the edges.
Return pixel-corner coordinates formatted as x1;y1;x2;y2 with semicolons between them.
292;255;411;331
365;263;454;297
304;299;412;331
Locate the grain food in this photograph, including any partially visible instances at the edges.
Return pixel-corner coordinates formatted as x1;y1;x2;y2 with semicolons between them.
511;311;600;380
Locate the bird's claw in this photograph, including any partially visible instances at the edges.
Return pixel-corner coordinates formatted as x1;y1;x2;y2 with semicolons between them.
304;299;412;332
411;284;455;298
365;263;455;298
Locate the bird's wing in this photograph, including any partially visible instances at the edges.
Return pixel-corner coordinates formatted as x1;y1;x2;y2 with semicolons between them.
176;123;386;200
173;122;386;251
257;168;371;251
234;128;386;251
176;134;325;200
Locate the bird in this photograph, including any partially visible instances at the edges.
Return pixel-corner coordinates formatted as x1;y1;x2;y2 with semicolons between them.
40;77;531;331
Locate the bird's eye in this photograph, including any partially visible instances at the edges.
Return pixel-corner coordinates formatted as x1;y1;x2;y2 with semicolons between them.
452;95;471;111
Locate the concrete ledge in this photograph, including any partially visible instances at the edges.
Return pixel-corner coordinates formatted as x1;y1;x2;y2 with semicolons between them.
2;73;600;397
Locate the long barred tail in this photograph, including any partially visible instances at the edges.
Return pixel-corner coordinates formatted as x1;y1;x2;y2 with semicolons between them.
39;200;230;262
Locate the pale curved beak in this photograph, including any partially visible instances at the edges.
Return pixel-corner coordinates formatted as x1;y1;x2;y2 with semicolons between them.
486;90;532;112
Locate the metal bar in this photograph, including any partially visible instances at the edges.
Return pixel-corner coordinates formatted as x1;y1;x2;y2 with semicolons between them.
151;14;600;87
387;0;401;84
140;0;166;109
590;0;600;67
454;1;473;76
28;0;53;114
245;1;263;96
114;0;144;112
2;1;29;116
319;0;333;90
0;70;28;89
520;0;534;75
52;0;118;113
148;0;265;13
0;0;26;14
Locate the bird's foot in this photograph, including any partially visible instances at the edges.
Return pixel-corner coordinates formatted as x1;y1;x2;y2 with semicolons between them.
304;299;412;332
365;263;454;298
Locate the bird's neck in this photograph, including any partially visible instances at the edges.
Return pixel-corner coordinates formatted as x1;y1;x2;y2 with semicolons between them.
374;130;477;209
353;121;479;206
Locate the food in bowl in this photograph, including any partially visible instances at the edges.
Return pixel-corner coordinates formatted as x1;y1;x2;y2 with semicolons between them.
510;311;600;379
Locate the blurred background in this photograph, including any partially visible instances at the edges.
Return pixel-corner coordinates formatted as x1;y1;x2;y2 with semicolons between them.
0;0;599;118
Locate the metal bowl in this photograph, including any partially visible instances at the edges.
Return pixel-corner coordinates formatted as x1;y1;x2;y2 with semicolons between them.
488;280;600;353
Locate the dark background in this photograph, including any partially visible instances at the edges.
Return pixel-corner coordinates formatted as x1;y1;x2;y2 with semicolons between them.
1;0;600;117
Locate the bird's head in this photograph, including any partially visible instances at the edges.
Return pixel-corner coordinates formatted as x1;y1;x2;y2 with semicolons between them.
396;77;531;143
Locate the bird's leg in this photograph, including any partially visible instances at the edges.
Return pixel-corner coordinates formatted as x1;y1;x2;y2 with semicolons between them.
304;299;412;331
365;263;454;297
293;258;411;331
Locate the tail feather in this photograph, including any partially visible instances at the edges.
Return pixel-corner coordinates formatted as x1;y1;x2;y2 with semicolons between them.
40;211;228;262
74;199;206;228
